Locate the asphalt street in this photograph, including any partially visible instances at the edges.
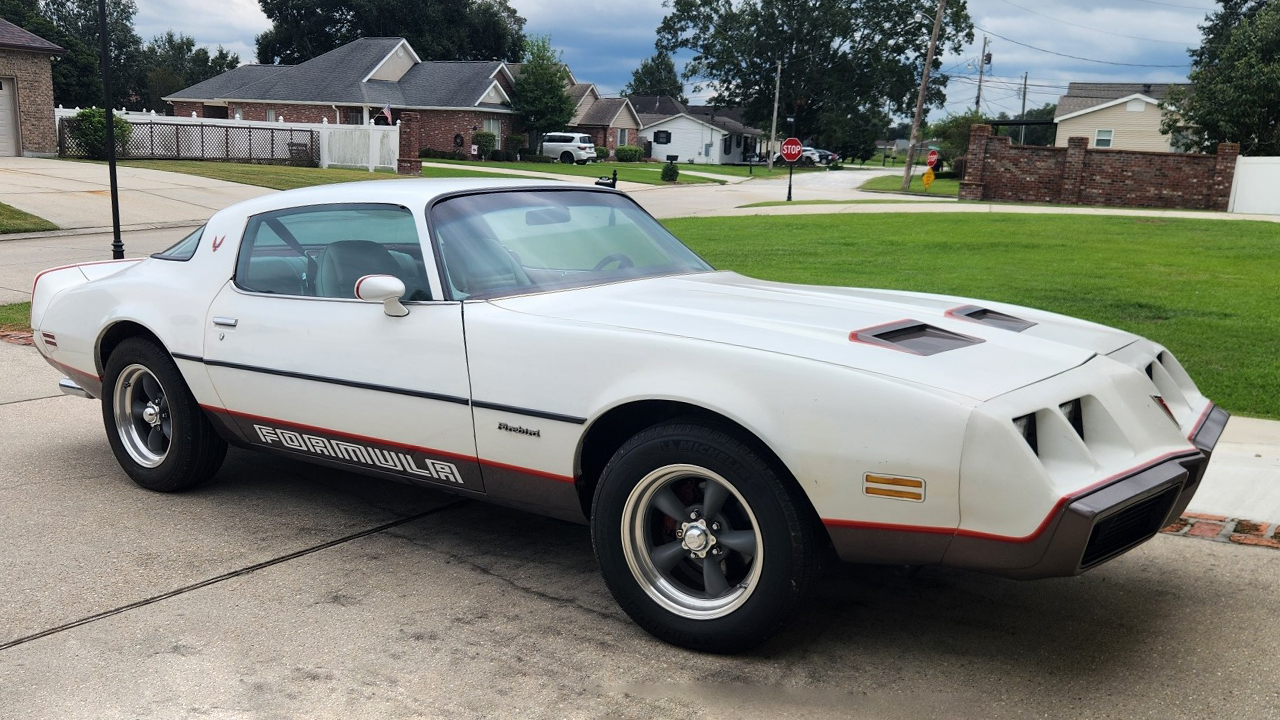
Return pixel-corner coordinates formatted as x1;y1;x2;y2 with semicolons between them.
2;341;1279;719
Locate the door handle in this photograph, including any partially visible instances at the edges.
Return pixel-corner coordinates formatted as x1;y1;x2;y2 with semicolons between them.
212;316;239;328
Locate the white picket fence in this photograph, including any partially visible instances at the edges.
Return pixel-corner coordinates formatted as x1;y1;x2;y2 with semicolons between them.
54;107;399;171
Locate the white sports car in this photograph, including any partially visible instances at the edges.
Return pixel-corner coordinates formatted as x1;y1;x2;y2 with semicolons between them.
31;179;1227;652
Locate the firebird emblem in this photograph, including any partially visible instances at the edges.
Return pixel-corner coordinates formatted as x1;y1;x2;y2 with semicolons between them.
211;235;226;252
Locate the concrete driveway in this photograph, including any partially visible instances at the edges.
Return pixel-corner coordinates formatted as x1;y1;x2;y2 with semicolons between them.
0;157;271;231
2;340;1279;719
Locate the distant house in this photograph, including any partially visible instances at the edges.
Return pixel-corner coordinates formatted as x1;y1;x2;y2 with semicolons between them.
566;83;641;155
631;95;762;164
0;18;63;156
164;37;521;152
1054;83;1189;152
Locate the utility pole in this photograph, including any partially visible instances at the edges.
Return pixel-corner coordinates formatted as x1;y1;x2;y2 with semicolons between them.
768;58;781;171
901;0;947;192
98;0;123;259
1019;71;1028;144
974;35;990;114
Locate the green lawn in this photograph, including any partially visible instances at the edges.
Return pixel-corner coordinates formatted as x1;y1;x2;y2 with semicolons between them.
119;160;526;190
739;199;923;208
0;301;30;332
663;213;1280;419
0;203;57;234
424;159;724;185
859;173;961;196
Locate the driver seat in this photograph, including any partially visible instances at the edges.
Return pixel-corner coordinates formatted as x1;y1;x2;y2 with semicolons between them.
316;240;404;299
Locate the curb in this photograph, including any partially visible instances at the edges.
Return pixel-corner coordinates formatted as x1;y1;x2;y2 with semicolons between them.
1162;513;1280;549
0;332;33;346
0;221;201;242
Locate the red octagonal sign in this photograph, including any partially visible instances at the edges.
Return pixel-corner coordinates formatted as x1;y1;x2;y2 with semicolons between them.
780;137;803;163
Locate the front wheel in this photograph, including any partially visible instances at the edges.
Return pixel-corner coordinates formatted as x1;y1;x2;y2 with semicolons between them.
102;337;227;492
591;422;820;653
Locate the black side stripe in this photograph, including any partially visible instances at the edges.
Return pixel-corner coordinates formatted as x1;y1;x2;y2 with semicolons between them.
471;400;586;425
200;358;471;406
177;354;587;424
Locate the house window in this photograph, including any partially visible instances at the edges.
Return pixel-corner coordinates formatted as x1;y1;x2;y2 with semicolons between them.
653;130;671;144
722;134;732;155
617;128;628;145
1094;129;1114;148
484;118;502;147
266;109;276;122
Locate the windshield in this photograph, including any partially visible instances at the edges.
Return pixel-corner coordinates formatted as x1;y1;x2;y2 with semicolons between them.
430;190;713;299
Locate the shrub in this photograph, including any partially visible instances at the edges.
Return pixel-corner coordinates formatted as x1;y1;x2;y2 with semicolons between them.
505;134;526;153
418;147;468;160
828;161;844;171
489;148;505;162
68;107;132;160
594;145;608;159
614;145;643;162
472;130;497;158
660;161;679;182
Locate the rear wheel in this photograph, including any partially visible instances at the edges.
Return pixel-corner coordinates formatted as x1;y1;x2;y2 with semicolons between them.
591;422;820;653
102;337;226;492
560;151;574;164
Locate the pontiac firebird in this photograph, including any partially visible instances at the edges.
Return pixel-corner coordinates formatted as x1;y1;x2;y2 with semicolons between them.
30;179;1228;652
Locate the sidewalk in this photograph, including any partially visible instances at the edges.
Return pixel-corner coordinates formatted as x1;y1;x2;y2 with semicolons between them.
0;157;272;231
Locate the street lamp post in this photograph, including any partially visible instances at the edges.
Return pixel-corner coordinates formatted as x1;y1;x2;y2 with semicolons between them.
901;0;948;192
97;0;123;259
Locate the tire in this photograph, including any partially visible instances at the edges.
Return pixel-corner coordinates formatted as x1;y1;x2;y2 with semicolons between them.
591;421;820;653
559;151;574;164
102;337;227;492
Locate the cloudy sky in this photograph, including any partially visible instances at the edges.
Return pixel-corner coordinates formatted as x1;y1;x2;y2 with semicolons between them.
134;0;1214;118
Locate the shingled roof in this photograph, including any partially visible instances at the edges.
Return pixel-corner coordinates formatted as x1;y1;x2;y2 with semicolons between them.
163;37;511;111
1055;82;1189;119
0;18;64;54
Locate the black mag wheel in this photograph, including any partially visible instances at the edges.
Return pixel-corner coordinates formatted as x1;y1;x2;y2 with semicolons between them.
102;337;227;492
592;422;820;653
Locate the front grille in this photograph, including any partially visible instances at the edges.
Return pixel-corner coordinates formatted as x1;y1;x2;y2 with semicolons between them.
1081;486;1181;568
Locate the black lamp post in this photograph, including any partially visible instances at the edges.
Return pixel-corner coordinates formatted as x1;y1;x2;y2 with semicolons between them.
98;0;122;259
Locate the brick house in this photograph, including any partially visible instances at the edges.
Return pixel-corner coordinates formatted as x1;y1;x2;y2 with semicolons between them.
0;18;63;156
1054;83;1190;152
164;37;521;153
566;83;641;156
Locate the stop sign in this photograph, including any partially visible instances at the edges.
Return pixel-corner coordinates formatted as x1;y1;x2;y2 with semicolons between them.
926;150;939;168
780;137;803;163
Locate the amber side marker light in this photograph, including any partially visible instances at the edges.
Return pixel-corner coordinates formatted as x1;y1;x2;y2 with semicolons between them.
863;474;926;502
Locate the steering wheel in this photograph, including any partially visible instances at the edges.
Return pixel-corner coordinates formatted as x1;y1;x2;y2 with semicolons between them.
592;253;635;271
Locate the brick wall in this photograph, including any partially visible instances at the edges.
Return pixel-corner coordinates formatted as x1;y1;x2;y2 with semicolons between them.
227;102;342;124
418;109;516;153
171;101;202;118
0;49;56;155
960;124;1239;211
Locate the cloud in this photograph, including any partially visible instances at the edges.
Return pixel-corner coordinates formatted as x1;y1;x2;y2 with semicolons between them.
135;0;270;60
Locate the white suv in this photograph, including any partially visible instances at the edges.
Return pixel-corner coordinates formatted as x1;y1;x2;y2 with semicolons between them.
541;132;597;164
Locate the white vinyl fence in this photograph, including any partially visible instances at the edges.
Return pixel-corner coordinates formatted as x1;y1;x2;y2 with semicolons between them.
1228;156;1280;215
54;107;398;171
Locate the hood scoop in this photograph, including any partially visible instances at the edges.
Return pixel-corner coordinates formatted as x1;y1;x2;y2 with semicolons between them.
946;304;1037;332
850;320;985;356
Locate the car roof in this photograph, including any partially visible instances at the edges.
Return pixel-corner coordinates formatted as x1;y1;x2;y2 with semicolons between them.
211;177;583;219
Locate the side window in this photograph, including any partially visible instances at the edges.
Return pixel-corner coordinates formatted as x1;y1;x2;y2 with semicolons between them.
235;204;431;301
152;225;204;261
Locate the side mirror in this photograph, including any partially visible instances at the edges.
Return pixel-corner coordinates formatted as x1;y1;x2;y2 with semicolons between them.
354;274;408;317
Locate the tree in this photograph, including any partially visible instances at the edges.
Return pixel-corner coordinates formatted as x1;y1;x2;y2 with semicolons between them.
624;51;686;102
255;0;526;65
1019;103;1057;146
1162;0;1280;155
656;0;972;143
140;31;239;112
510;36;574;154
928;109;985;162
43;0;145;110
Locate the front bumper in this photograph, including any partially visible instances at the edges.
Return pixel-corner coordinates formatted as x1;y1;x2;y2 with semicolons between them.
942;403;1228;579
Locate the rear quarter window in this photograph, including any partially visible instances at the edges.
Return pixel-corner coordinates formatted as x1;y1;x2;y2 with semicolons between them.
151;226;204;261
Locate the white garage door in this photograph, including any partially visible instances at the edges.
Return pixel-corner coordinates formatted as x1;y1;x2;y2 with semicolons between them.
0;78;18;157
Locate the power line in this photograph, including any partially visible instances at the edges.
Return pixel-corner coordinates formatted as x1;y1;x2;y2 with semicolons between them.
973;26;1192;67
993;0;1197;45
1124;0;1216;9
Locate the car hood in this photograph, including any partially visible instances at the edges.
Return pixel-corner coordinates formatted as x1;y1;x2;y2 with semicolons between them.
489;272;1138;401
